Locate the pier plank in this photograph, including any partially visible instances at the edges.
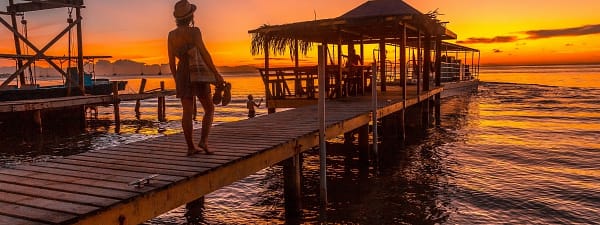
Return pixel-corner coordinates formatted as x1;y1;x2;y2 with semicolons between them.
0;214;48;225
26;163;183;182
0;173;137;199
0;202;75;224
0;168;155;193
0;182;118;207
0;191;98;215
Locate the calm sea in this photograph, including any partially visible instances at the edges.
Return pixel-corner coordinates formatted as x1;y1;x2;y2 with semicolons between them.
1;64;599;224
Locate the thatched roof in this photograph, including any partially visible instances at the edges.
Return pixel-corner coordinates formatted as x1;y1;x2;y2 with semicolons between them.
249;0;458;57
340;0;422;19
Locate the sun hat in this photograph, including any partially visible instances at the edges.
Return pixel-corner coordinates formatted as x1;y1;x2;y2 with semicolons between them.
173;0;196;19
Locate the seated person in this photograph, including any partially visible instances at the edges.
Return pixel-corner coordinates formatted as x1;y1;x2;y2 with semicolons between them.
346;47;362;67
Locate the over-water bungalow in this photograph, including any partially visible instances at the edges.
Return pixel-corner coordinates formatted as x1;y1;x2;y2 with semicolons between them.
248;0;480;110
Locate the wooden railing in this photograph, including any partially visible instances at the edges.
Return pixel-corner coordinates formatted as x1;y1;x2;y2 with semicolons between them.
258;65;372;100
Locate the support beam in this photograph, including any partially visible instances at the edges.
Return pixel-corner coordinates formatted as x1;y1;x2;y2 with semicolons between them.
416;31;421;97
318;44;328;206
7;0;84;13
379;40;386;92
9;0;26;87
400;24;407;143
337;40;342;98
0;17;79;88
435;38;442;127
76;7;85;94
423;34;431;92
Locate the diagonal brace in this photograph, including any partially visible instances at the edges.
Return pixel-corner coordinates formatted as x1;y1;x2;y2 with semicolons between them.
0;16;80;88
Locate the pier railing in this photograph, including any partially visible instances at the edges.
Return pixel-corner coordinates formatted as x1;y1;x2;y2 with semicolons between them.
258;65;372;101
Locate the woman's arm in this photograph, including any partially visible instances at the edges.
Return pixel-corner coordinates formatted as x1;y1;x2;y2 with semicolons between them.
167;32;177;79
192;28;224;83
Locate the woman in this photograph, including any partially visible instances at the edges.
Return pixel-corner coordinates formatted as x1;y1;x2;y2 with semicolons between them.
168;0;224;155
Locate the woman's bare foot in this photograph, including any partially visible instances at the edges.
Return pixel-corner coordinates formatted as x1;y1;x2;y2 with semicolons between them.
187;147;201;156
198;142;214;154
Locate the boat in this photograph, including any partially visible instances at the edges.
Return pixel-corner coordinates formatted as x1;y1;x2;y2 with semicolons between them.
0;66;127;101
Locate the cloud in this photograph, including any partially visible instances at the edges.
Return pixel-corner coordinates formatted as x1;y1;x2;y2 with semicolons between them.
457;36;518;44
524;24;600;39
456;24;600;45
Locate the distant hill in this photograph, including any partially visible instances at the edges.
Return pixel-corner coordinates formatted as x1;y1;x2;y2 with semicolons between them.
217;65;258;74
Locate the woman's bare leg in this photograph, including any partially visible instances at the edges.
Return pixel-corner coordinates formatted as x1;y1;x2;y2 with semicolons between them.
181;97;199;154
197;92;214;153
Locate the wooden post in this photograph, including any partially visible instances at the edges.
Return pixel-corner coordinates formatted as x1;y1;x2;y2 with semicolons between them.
337;40;342;98
417;31;422;97
318;44;328;206
344;131;354;146
294;39;300;96
423;34;431;92
283;153;302;218
435;38;442;127
135;78;147;117
358;125;369;166
400;24;407;143
112;81;120;133
158;81;166;122
371;62;379;163
33;110;42;134
265;36;276;113
379;40;386;92
185;197;205;219
9;0;25;87
76;7;85;94
422;34;432;128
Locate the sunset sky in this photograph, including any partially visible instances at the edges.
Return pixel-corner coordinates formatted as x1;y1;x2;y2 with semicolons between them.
1;0;599;68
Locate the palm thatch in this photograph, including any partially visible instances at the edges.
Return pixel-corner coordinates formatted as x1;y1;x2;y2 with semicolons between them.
248;0;458;60
250;25;313;61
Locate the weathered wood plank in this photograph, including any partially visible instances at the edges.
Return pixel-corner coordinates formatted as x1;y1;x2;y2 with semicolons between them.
0;181;118;207
0;202;75;224
0;173;137;200
25;163;183;182
0;191;97;215
0;214;48;225
0;169;156;193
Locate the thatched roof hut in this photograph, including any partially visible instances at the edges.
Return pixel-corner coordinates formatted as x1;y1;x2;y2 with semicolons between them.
249;0;457;57
248;0;479;109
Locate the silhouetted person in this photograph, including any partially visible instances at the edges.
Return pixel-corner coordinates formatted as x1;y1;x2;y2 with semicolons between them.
168;0;225;155
246;94;262;118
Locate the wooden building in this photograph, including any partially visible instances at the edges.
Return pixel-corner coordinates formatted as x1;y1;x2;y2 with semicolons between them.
249;0;480;110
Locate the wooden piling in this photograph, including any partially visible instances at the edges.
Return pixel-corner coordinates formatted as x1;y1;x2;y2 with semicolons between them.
358;125;370;166
135;78;147;117
158;81;166;122
33;109;42;133
112;81;120;133
421;99;430;130
283;152;302;217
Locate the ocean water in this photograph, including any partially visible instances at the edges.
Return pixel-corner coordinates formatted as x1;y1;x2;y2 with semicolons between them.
1;65;599;224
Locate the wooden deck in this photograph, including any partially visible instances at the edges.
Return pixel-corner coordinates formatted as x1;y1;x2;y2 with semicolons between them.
0;87;441;225
0;91;175;113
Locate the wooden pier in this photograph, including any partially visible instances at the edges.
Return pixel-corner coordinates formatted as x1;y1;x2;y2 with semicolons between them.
0;87;440;225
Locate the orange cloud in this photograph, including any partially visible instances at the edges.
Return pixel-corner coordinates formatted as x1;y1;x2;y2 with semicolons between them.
525;24;600;39
457;36;518;44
